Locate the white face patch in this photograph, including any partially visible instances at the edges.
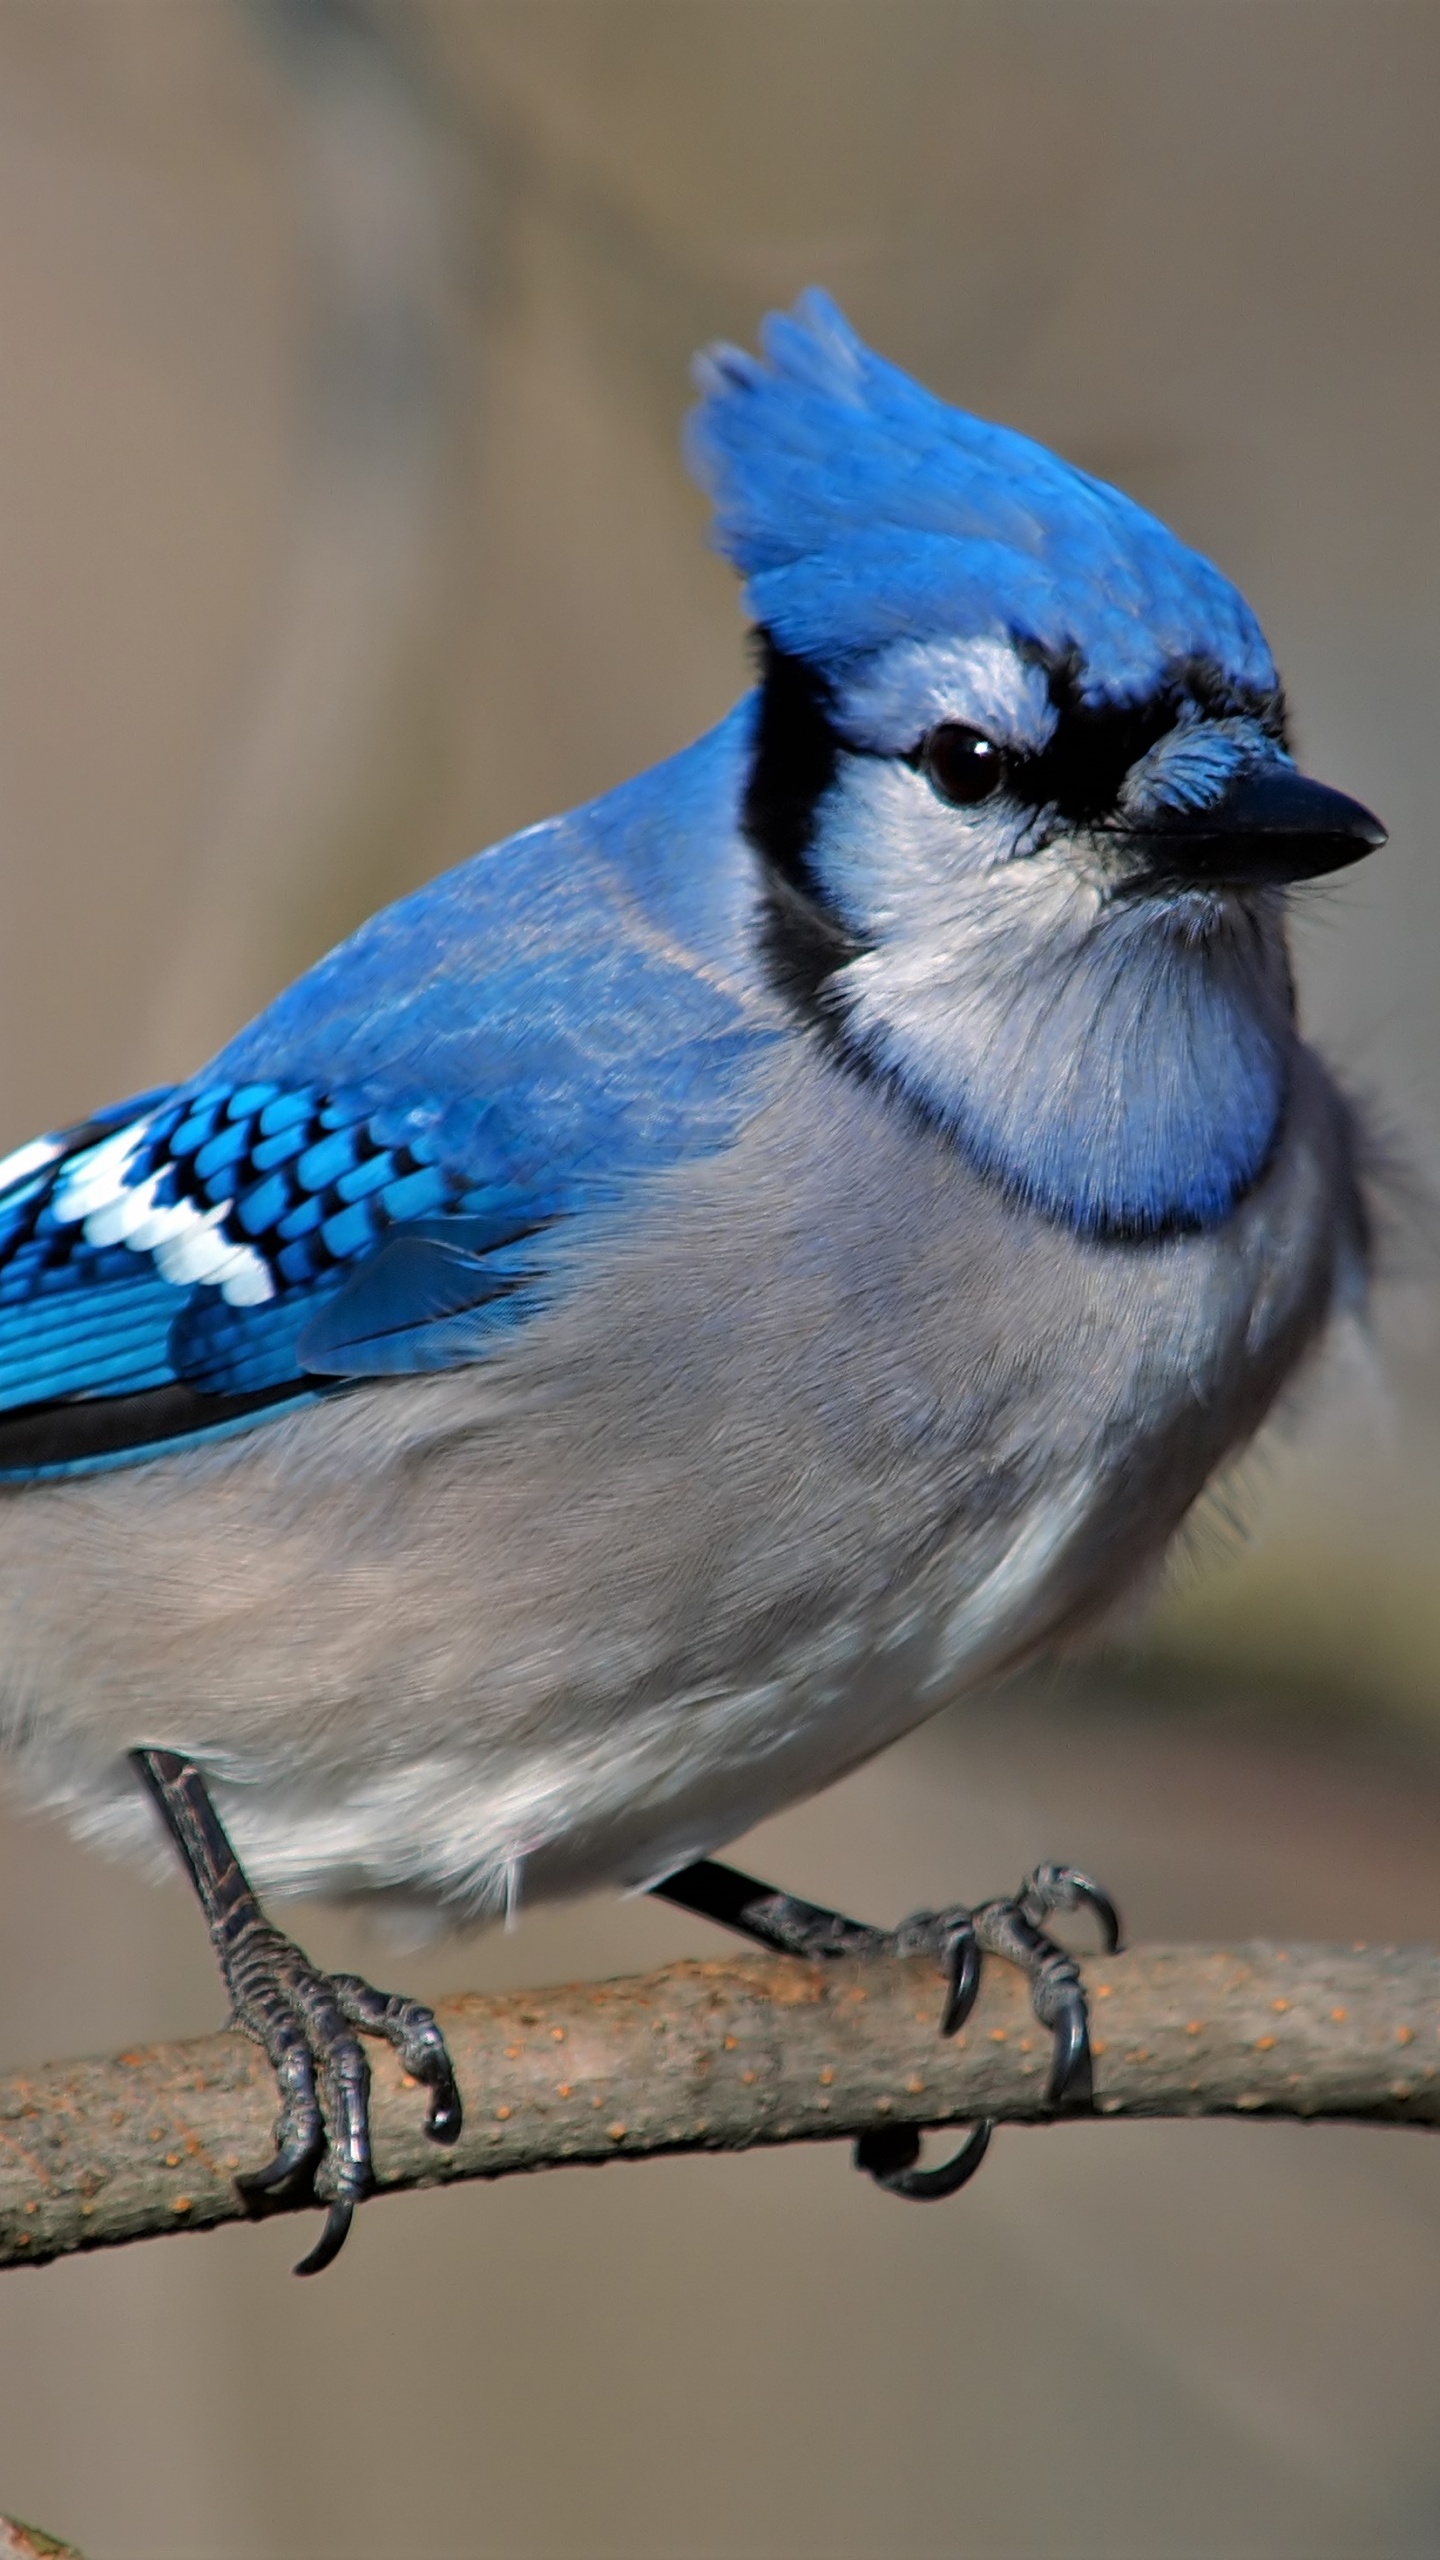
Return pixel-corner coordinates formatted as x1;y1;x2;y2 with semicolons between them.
833;635;1057;759
51;1116;276;1307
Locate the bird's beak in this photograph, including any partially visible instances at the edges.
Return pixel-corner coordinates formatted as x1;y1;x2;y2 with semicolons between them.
1138;759;1386;888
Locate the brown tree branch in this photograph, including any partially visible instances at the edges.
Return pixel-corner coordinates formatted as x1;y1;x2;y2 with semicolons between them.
1;1942;1436;2269
0;2524;86;2559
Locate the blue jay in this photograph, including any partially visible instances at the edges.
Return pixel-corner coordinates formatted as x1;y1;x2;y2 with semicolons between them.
0;294;1382;2270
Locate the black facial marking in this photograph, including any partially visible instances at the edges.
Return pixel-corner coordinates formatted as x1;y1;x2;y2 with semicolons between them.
742;633;866;1018
742;628;1291;1028
741;633;840;895
1011;644;1289;823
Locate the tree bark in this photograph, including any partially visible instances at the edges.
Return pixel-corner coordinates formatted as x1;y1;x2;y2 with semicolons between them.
0;2522;85;2558
1;1942;1435;2270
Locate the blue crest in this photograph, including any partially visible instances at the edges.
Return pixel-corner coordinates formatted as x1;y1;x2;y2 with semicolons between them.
686;291;1275;705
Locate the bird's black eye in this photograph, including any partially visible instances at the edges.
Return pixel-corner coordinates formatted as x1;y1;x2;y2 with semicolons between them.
919;723;1008;807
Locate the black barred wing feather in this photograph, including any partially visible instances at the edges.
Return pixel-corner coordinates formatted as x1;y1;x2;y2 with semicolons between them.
0;1082;558;1479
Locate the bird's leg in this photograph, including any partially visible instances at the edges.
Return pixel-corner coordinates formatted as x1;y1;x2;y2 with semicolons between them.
651;1857;896;1964
651;1855;1121;2199
131;1748;462;2276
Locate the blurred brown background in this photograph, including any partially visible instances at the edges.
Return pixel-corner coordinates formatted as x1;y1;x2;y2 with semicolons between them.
0;5;1437;2555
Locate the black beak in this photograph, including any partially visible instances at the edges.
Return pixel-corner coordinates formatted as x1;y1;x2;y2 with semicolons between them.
1139;760;1386;888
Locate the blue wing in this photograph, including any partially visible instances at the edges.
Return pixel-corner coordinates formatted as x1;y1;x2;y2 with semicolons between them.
0;707;778;1480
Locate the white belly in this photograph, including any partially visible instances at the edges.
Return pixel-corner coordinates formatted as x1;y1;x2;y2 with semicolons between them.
204;1466;1104;1923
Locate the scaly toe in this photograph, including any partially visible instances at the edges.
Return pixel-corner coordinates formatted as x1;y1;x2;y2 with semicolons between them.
328;1976;465;2149
974;1863;1121;2113
1022;1861;1123;1955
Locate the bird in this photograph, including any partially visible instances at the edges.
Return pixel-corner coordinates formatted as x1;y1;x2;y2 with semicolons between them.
0;291;1384;2270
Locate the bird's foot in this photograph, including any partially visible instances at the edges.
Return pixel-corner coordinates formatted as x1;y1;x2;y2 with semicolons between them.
896;1860;1122;2105
852;1862;1119;2195
224;1914;462;2275
978;1859;1122;2107
650;1853;1119;2203
130;1747;461;2275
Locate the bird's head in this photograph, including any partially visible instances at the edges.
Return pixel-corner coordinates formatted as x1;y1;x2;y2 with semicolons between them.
687;294;1384;1240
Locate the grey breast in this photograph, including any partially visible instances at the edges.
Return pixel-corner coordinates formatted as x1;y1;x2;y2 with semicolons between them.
0;1035;1362;1913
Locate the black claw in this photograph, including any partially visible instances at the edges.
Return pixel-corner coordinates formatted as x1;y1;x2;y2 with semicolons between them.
940;1928;981;2037
235;2069;325;2200
856;2118;993;2200
293;2200;354;2278
409;2025;463;2145
426;2081;464;2146
1069;1873;1123;1954
236;2140;319;2203
328;1975;465;2151
974;1861;1121;2112
1046;1989;1093;2109
1024;1861;1124;1954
